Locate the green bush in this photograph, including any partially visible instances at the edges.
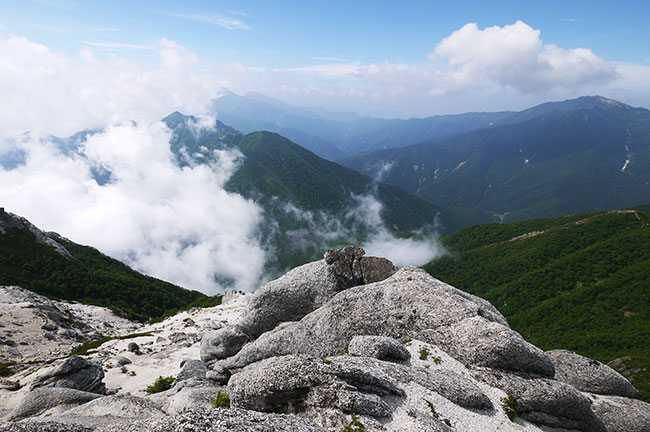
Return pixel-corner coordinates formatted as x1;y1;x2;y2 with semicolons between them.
212;390;230;408
419;346;430;361
145;376;175;394
501;395;518;421
340;416;368;432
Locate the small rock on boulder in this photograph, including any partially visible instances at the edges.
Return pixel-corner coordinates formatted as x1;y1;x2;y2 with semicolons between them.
201;327;248;366
127;342;140;353
348;335;410;362
547;349;639;398
177;359;207;382
113;356;131;366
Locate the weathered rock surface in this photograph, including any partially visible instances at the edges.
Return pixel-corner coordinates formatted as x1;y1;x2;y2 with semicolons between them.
200;326;248;365
223;267;552;378
9;388;102;420
152;407;328;432
202;246;397;366
0;377;20;391
428;317;555;377
476;370;607;432
547;349;639;397
176;359;207;382
229;354;491;420
31;356;106;394
62;394;165;419
166;386;226;415
591;395;650;432
348;335;410;362
205;365;231;384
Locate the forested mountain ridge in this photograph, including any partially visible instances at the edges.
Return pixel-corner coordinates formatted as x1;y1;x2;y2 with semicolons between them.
0;209;218;321
424;208;650;401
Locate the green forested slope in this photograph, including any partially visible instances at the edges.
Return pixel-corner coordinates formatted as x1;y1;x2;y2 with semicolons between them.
424;210;650;400
0;225;218;321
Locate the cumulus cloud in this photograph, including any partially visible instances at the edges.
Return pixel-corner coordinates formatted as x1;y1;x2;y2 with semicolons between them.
0;122;267;295
0;34;220;140
429;21;616;94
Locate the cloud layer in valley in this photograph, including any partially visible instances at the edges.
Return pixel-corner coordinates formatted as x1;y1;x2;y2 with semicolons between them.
0;121;267;295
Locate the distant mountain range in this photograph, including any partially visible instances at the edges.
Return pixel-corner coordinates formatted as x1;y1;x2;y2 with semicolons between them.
210;90;519;158
424;207;650;401
341;96;650;223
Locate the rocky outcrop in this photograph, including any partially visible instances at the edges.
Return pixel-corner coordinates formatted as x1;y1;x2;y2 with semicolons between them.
0;210;72;258
229;354;492;420
591;395;650;432
9;388;102;420
31;356;106;394
222;267;552;378
3;247;646;432
547;349;639;397
201;246;397;366
476;370;607;432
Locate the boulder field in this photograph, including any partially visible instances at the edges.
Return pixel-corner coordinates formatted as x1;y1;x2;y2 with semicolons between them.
1;246;648;431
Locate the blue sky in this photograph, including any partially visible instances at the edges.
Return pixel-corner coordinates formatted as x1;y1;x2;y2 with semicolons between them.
1;0;649;126
4;0;649;65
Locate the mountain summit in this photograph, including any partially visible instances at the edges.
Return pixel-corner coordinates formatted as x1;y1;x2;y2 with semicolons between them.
341;96;650;223
2;246;648;431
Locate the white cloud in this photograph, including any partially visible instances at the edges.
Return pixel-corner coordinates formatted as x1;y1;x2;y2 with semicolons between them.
0;34;219;140
429;21;616;94
0;121;267;294
170;13;251;30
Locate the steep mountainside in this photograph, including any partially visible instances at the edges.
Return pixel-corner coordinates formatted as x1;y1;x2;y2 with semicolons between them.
0;210;217;321
163;112;471;275
424;209;650;400
342;96;650;223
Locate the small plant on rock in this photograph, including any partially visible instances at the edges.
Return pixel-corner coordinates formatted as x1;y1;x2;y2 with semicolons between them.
322;357;332;365
120;367;128;374
501;395;518;422
424;399;439;419
212;390;230;408
340;416;368;432
145;376;175;394
419;346;430;361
